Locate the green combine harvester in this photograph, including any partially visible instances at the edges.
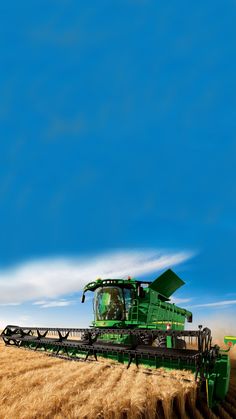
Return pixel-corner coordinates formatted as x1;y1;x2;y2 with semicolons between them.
1;269;235;408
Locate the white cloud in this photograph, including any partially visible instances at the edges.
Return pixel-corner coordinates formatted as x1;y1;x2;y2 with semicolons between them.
170;297;192;304
192;299;236;308
32;300;47;305
33;299;74;309
38;300;72;308
0;249;193;304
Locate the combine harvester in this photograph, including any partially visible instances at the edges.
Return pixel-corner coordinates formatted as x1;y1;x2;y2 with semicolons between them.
1;269;235;408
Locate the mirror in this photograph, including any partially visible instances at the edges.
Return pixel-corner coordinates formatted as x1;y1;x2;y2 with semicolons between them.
187;314;192;323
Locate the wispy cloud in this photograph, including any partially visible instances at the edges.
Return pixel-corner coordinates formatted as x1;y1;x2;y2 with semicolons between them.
0;249;193;304
35;300;73;309
33;301;47;306
170;297;192;304
191;299;236;308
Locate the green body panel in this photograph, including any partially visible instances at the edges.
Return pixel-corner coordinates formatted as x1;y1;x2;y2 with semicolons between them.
149;269;185;298
206;353;231;408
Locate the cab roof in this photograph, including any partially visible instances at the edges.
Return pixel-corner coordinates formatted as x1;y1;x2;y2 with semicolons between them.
83;269;185;299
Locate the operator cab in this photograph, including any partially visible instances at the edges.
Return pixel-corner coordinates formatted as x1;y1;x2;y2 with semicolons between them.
94;286;134;321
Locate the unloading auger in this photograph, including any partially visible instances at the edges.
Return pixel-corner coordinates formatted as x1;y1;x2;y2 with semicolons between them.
1;269;235;408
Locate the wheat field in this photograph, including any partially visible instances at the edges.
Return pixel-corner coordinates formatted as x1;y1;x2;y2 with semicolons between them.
0;341;235;419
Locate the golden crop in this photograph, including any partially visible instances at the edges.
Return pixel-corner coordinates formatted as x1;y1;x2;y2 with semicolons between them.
0;341;235;419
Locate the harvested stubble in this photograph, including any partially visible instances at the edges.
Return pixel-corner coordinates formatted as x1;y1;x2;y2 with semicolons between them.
0;341;197;419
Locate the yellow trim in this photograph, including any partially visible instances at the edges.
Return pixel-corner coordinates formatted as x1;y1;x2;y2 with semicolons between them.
225;336;236;340
151;321;184;326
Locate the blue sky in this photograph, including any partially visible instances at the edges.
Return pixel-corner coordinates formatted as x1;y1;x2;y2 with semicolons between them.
0;1;236;334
